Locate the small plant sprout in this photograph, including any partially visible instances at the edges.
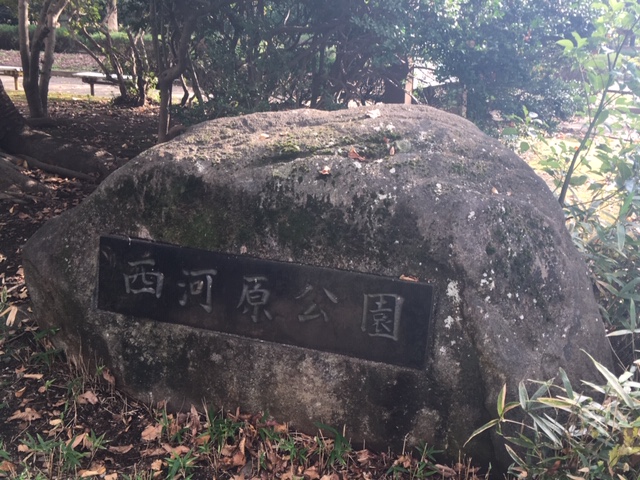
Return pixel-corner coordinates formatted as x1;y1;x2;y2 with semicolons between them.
315;423;352;470
165;448;197;479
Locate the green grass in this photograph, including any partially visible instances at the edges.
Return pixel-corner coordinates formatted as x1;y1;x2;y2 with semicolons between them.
6;90;112;103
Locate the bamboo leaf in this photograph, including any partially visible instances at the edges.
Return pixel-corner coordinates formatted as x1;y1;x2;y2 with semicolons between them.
559;368;574;400
607;329;640;337
620;278;640;296
530;414;563;448
618;190;635;220
536;397;576;412
464;419;500;447
518;382;529;410
617;223;626;252
497;384;507;417
584;351;635;407
530;381;550;401
504;443;527;467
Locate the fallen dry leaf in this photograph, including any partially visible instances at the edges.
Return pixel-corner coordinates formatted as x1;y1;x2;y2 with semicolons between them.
221;444;235;456
223;449;247;469
220;438;247;469
14;387;26;398
400;274;419;282
7;408;42;422
23;373;43;380
150;459;163;471
141;423;162;442
108;444;133;454
0;460;16;475
188;404;201;436
436;464;457;477
356;449;371;465
78;390;99;405
303;467;320;479
79;463;106;477
265;419;288;433
102;369;115;386
162;444;191;456
68;432;87;450
1;305;17;327
17;444;29;453
348;147;367;161
140;447;167;457
104;474;118;480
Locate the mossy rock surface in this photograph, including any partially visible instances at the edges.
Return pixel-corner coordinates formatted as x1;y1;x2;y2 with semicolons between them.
23;105;611;471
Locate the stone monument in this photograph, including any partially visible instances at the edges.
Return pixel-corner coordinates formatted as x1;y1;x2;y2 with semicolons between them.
22;105;612;467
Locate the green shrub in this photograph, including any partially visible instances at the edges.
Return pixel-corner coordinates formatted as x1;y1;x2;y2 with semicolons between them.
504;0;640;365
0;24;143;54
467;354;640;480
0;24;19;50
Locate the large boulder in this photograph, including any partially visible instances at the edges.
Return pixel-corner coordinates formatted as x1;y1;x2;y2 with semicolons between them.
23;105;611;467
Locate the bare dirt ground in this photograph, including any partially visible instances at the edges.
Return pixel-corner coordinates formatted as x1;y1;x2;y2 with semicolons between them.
1;97;157;300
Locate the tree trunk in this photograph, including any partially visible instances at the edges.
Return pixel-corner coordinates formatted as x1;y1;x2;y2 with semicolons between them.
40;0;70;116
19;0;45;118
104;0;118;32
18;0;70;118
404;57;414;105
127;30;148;106
155;10;198;142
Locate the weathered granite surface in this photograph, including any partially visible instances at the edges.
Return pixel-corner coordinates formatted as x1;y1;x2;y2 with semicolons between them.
23;105;612;467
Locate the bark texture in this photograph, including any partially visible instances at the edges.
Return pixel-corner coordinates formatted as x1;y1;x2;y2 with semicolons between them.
18;0;70;118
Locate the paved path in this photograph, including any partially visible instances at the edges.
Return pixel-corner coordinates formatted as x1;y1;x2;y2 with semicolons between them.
1;71;122;98
1;71;188;100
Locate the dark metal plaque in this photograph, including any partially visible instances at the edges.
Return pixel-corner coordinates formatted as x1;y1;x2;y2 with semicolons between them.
98;235;434;369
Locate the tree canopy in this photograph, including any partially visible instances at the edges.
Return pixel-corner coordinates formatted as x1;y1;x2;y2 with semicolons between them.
8;0;598;135
106;0;595;127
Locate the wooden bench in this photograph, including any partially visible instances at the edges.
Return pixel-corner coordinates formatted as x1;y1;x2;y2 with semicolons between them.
0;66;23;90
72;71;132;96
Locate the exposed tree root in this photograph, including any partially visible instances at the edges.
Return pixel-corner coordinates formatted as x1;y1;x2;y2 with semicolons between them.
17;154;96;182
